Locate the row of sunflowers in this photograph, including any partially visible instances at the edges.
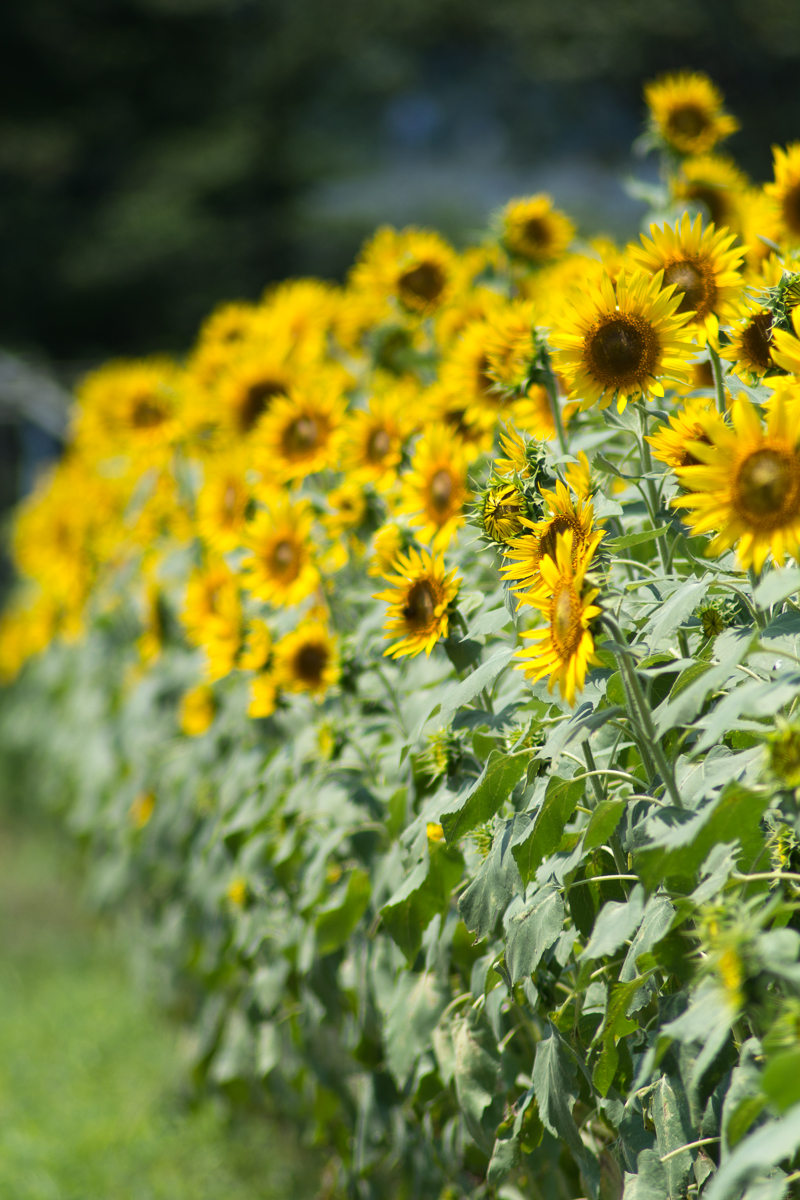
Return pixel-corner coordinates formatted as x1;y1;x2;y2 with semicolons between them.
4;72;800;1200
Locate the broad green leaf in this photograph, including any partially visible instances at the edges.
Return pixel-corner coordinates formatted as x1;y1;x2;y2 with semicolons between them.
453;1006;504;1152
606;525;670;551
384;971;448;1086
754;566;800;609
315;867;371;956
511;775;584;885
438;648;515;727
706;1103;800;1200
653;627;754;737
580;885;645;961
727;1095;768;1149
469;607;513;637
762;1049;800;1114
532;1024;585;1162
381;840;465;964
652;1073;694;1200
584;796;627;852
504;886;565;984
643;578;711;646
459;814;527;941
623;1150;670;1200
441;749;533;842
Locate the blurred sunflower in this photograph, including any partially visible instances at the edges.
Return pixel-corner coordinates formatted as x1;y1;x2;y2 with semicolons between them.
375;546;461;658
179;684;216;736
483;301;538;393
674;390;800;570
647;396;724;471
673;155;748;233
514;529;602;706
397;424;472;550
723;297;777;382
367;523;415;578
351;226;458;317
74;358;184;465
628;213;744;346
765;144;800;246
500;194;574;264
550;269;695;412
241;494;320;607
272;620;340;698
181;560;242;681
337;386;412;489
644;71;739;156
252;384;346;484
196;451;251;554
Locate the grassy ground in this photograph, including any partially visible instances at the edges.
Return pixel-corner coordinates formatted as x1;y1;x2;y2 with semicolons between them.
0;815;320;1200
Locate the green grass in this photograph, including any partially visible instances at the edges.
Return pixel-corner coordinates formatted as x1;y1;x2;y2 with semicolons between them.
0;817;320;1200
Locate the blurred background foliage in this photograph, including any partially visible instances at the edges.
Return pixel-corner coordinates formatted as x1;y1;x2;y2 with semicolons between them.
2;0;800;370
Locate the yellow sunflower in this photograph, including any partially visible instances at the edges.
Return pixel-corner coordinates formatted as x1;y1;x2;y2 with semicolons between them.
208;349;297;440
500;195;575;264
337;385;413;489
438;319;504;429
179;684;216;736
483;301;538;393
424;383;495;456
181;560;242;681
251;383;347;484
374;546;461;658
723;297;777;382
73;358;184;465
771;306;800;375
493;426;535;478
674;391;800;571
644;72;739;157
510;383;576;442
397;424;472;550
765;144;800;246
323;482;369;542
673;155;749;233
196;451;252;554
628;213;745;345
740;187;782;274
481;482;526;544
646;397;725;471
187;301;275;388
272;620;340;699
367;523;409;578
350;226;458;317
259;278;340;363
550;268;695;412
241;494;320;607
514;530;602;707
501;483;605;607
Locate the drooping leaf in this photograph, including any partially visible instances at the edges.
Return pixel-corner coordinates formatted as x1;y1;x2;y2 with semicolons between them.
643;578;712;647
315;867;371;955
580;885;645;962
706;1103;800;1200
606;526;670;551
438;648;515;728
440;749;533;842
504;885;565;984
623;1149;670;1200
652;1073;695;1200
511;775;584;885
381;840;465;964
453;1006;504;1152
584;796;628;852
459;814;528;941
384;970;449;1086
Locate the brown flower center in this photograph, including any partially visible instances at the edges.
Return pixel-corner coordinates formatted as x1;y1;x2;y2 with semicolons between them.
295;643;328;685
741;312;774;370
283;415;319;457
585;314;658;389
367;427;392;462
271;539;298;576
403;579;437;629
430;468;455;514
551;584;581;656
664;258;715;318
132;394;167;428
223;484;238;518
693;361;715;389
477;355;495;397
239;379;286;432
538;516;580;563
782;182;800;238
667;104;710;140
684;184;729;229
398;261;445;309
734;447;800;525
523;217;550;249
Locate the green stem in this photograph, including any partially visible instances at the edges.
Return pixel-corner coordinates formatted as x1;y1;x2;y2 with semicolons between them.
543;367;568;456
582;743;606;805
639;410;670;574
708;345;727;415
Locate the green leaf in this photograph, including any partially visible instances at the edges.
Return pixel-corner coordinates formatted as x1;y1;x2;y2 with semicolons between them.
754;566;800;609
652;1073;694;1200
469;607;513;638
606;525;670;551
511;775;584;885
453;1006;504;1152
381;841;465;964
438;648;515;727
643;578;711;647
727;1095;768;1148
762;1049;800;1114
384;971;448;1086
706;1103;800;1200
440;749;533;842
315;867;371;956
623;1149;670;1200
583;796;627;852
504;885;564;984
532;1024;586;1163
580;885;645;961
459;814;527;941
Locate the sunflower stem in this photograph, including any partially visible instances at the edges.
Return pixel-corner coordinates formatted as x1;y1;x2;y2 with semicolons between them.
582;742;606;805
638;411;670;574
542;366;568;456
602;614;684;810
708;345;727;415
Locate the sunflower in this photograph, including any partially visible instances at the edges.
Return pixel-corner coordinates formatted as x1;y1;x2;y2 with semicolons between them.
397;424;472;550
323;482;369;542
350;226;458;317
181;560;242;681
514;530;602;707
771;305;800;375
550;268;695;412
374;546;461;658
209;349;297;440
740;187;783;273
628;213;745;345
480;482;526;544
483;301;538;393
438;319;504;429
337;386;413;489
252;383;347;484
179;684;216;736
73;358;184;465
272;620;340;698
646;396;725;471
501;483;605;607
187;302;275;388
196;451;252;553
241;494;320;607
644;72;739;157
424;383;495;455
674;391;800;571
500;195;575;265
367;523;410;578
673;155;749;233
765;144;800;246
511;383;576;442
259;278;340;362
723;297;777;382
249;673;278;719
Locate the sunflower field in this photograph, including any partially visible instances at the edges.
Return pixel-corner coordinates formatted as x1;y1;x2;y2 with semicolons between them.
5;72;800;1200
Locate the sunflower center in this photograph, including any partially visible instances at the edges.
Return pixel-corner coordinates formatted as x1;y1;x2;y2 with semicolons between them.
679;426;712;468
132;395;167;428
239;379;285;432
782;183;800;238
667;104;710;140
523;217;550;248
477;355;495;397
223;484;238;517
585;315;657;389
284;416;319;456
367;428;392;461
685;184;727;228
551;583;581;655
271;539;298;575
538;516;578;563
403;579;437;629
693;361;715;389
734;447;799;523
741;312;773;370
398;261;445;308
664;258;714;317
430;469;454;513
295;643;328;685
